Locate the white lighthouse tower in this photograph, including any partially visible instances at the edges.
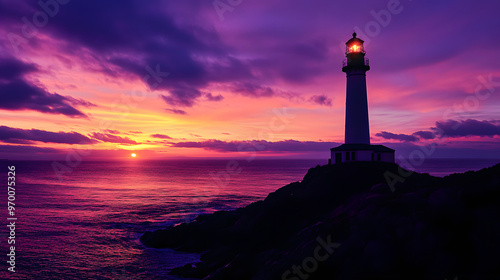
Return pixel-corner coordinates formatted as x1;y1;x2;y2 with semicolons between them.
343;32;370;145
330;33;395;164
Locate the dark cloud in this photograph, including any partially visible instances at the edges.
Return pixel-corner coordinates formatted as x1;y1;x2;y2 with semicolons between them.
433;119;500;138
377;119;500;142
151;134;172;139
309;95;332;106
171;139;340;152
165;108;187;115
412;130;435;140
0;80;88;118
160;87;202;107
375;131;419;142
14;0;251;109
104;129;120;134
1;139;35;145
0;126;95;144
90;132;138;144
205;92;224;102
0;144;61;154
0;56;37;81
231;82;275;98
0;57;89;118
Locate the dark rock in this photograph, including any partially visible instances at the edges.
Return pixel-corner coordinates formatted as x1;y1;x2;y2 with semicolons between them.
141;161;500;279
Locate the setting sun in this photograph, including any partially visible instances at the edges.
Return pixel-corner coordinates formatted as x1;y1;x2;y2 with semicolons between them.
131;153;137;158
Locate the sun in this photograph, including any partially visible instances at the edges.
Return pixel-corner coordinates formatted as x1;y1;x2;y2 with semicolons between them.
131;153;137;158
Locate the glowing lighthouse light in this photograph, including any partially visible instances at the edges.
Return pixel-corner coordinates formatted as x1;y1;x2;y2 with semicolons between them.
345;33;365;54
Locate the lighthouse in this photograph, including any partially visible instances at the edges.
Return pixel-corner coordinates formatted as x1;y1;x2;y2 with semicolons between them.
343;33;370;145
330;33;395;164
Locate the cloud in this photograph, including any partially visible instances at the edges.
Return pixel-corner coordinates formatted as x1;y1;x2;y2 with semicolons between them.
1;139;35;145
165;108;187;115
377;119;500;143
90;132;138;144
231;82;275;98
0;144;62;154
105;129;120;134
0;126;95;144
160;87;203;107
0;56;89;118
0;56;37;81
412;130;435;140
205;92;224;102
151;134;173;139
171;139;340;152
12;0;252;109
433;119;500;138
375;131;419;142
309;94;332;106
65;96;97;108
0;80;89;118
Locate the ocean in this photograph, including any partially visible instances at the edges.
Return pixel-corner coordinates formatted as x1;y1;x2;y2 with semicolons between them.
0;158;498;279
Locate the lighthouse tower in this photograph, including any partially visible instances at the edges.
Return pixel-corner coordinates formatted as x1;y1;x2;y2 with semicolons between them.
343;33;370;145
330;33;395;164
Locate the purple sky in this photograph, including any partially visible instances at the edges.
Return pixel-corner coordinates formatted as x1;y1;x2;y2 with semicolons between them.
0;0;499;160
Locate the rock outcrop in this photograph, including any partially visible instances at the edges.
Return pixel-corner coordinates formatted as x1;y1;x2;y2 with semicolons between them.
141;161;500;279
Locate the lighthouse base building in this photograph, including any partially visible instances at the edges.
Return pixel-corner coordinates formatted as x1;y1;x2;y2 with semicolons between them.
330;33;395;165
330;144;394;164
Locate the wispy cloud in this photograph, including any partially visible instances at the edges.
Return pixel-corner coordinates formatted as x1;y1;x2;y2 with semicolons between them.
151;134;173;139
309;95;332;107
165;108;188;115
376;131;419;142
0;56;90;118
90;132;138;145
0;126;95;144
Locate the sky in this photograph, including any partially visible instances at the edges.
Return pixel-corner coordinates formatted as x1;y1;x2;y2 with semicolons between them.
0;0;499;161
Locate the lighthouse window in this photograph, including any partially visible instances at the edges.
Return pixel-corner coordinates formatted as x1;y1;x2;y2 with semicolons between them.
349;45;360;52
346;152;350;161
352;152;356;161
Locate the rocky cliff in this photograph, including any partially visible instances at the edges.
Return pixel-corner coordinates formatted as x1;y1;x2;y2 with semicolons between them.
141;161;500;279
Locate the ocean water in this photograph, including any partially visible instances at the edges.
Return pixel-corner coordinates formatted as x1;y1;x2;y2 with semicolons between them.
0;158;498;279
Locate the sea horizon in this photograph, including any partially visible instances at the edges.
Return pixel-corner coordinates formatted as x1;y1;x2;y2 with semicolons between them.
5;157;500;176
